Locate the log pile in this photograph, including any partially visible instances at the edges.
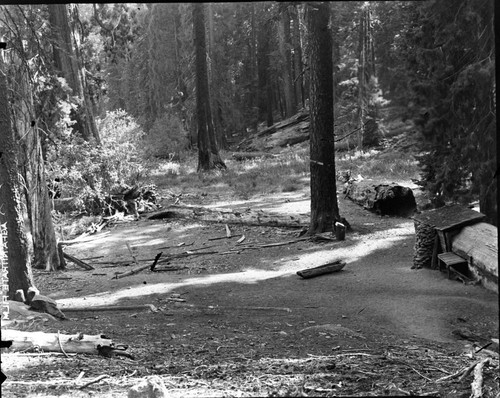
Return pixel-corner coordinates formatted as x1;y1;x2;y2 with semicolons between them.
344;180;417;217
412;220;437;269
412;205;485;270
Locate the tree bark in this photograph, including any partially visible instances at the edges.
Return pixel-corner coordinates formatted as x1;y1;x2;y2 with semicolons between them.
306;2;342;234
11;56;61;271
257;15;274;127
48;4;100;144
291;4;304;108
278;7;296;117
193;3;226;172
0;64;35;300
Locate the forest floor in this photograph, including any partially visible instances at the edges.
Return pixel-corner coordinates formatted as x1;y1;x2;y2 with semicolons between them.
2;118;499;397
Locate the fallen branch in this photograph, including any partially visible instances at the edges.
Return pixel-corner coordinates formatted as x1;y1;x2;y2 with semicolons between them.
113;263;151;279
208;234;242;241
63;252;94;270
78;374;109;390
62;304;157;312
182;304;292;313
150;252;163;271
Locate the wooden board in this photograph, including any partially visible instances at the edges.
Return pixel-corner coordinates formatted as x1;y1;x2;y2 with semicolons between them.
413;204;485;232
297;260;346;279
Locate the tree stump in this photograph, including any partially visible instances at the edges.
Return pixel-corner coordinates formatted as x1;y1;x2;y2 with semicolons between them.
344;181;417;217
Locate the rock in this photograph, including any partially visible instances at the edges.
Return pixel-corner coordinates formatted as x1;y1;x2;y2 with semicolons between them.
128;376;168;398
29;294;66;319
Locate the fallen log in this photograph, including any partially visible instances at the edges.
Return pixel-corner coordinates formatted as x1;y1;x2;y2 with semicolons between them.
231;152;277;161
1;329;114;354
344;180;417;217
297;260;346;279
63;252;94;270
62;304;157;312
148;205;306;228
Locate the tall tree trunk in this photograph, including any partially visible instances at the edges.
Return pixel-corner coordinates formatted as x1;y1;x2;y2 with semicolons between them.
278;7;296;118
11;56;61;271
48;4;100;144
257;16;274;127
357;4;379;148
291;4;304;109
193;3;226;172
0;61;36;299
306;2;342;234
357;8;367;150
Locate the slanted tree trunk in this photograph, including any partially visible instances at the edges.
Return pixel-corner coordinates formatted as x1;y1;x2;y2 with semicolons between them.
11;55;61;271
278;7;296;118
48;4;100;144
193;3;226;171
306;2;342;234
0;62;36;300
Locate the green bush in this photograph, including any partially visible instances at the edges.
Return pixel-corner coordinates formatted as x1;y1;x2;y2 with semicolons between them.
46;109;148;214
143;112;190;160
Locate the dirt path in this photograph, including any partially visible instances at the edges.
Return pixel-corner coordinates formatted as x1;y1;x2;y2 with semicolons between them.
3;185;499;397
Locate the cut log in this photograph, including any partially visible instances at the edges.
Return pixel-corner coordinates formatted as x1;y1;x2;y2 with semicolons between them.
297;260;346;279
344;180;416;217
1;329;114;354
452;222;498;292
148;205;307;228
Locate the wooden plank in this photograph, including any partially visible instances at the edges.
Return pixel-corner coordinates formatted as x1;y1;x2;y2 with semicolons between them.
438;252;468;266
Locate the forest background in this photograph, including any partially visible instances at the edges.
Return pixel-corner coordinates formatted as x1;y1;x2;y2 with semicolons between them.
0;1;496;282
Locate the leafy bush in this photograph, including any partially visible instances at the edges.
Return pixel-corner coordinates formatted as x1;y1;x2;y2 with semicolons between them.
143;112;190;160
46;110;148;214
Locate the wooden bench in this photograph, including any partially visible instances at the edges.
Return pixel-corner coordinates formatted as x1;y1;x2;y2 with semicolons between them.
437;252;468;279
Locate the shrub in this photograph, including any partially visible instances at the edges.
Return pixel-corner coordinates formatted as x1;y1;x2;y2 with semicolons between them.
46;110;148;214
143;112;190;160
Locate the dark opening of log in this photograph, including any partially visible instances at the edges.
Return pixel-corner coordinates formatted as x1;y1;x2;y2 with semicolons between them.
344;181;417;217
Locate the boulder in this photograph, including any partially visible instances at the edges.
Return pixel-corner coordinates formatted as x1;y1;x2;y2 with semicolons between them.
29;294;66;319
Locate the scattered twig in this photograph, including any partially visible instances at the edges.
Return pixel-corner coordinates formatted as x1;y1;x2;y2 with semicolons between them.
78;374;109;390
208;234;243;241
74;371;85;385
57;330;69;358
150;252;163;271
236;235;246;244
126;242;139;267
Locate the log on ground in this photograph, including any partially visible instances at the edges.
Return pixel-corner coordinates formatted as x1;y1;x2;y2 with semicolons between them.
148;205;307;228
297;260;346;279
344;180;417;217
1;329;114;354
